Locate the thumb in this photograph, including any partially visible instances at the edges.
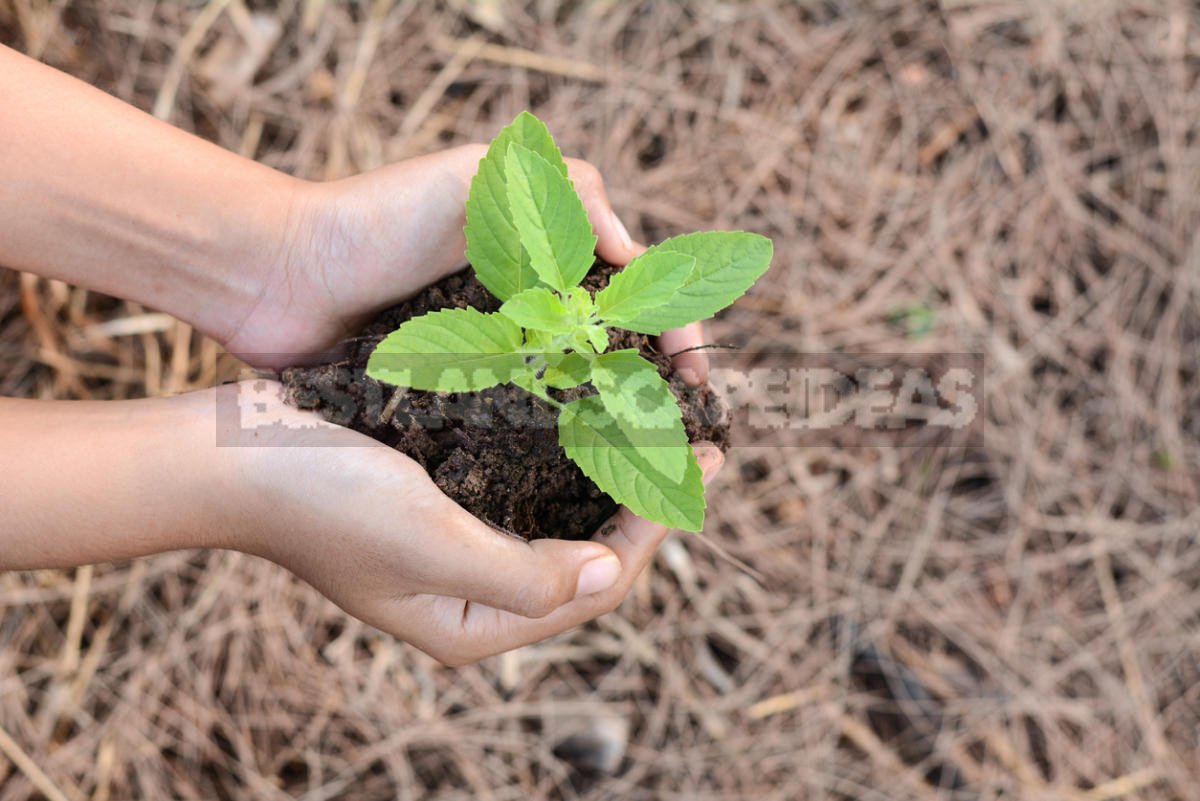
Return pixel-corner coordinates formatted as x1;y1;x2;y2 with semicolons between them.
419;501;623;619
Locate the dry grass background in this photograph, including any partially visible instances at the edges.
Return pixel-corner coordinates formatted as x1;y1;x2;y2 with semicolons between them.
2;0;1199;799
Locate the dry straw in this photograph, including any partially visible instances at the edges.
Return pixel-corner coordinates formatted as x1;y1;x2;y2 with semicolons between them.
1;1;1198;799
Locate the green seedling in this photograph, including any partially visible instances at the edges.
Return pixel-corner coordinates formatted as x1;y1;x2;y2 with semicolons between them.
889;301;937;340
367;112;772;531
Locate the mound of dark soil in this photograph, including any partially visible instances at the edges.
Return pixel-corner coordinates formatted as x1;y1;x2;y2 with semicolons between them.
281;260;729;540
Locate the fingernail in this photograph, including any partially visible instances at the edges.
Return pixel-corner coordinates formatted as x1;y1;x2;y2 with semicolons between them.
693;442;724;485
575;555;622;597
609;210;633;252
677;366;700;386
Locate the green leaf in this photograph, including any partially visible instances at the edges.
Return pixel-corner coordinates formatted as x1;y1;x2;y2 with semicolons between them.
463;112;567;301
505;142;596;292
888;302;937;339
563;287;597;320
522;328;555;350
499;287;571;333
586;325;609;353
595;250;695;326
543;352;591;389
510;369;548;401
502;111;569;175
366;308;528;392
559;396;705;530
590;350;689;481
464;156;535;301
611;232;773;334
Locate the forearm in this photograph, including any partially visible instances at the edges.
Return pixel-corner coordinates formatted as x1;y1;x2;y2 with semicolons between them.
0;44;305;345
0;392;230;571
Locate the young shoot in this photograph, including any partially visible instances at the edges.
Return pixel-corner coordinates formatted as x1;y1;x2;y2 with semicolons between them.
367;112;772;531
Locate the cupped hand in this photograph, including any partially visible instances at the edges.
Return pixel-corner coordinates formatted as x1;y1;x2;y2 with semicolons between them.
224;145;709;384
210;382;723;665
214;148;720;662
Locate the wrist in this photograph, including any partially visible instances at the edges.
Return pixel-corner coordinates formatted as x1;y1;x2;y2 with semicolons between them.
215;173;374;367
104;391;241;556
198;170;316;350
159;388;247;553
0;392;234;570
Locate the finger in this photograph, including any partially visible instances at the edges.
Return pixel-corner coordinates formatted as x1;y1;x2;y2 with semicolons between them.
658;322;709;386
397;444;726;665
411;493;624;619
562;157;709;384
565;157;643;266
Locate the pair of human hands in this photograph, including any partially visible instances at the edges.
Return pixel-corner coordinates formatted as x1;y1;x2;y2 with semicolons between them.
211;146;723;665
0;46;725;664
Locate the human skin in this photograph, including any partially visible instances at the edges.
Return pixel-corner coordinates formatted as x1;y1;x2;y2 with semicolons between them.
0;45;721;664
